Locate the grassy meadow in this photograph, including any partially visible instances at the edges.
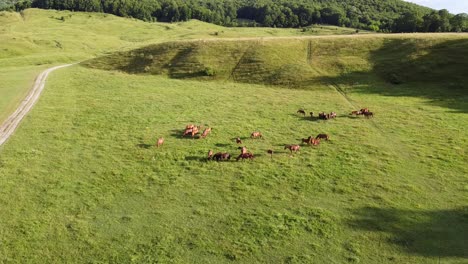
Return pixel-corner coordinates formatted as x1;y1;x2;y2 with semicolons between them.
0;8;468;264
0;8;359;122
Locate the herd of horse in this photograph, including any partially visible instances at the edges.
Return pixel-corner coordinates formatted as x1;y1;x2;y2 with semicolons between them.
155;107;374;162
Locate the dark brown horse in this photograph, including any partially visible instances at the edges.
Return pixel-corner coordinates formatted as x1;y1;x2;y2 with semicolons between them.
318;112;329;120
297;109;306;116
302;137;312;144
315;134;330;140
237;152;254;161
213;152;231;161
267;149;273;159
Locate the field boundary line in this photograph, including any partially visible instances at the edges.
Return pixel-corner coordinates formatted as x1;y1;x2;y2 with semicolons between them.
0;64;73;147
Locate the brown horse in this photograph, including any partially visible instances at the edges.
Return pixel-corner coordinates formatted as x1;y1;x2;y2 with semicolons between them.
297;109;306;116
183;126;200;138
311;138;320;146
156;137;164;147
360;108;369;113
301;137;311;144
238;146;248;154
363;111;374;118
318;112;329;120
315;134;330;140
251;131;263;139
213;152;231;161
285;144;300;154
237;152;254;161
329;112;337;119
350;110;362;115
200;127;212;138
267;149;273;159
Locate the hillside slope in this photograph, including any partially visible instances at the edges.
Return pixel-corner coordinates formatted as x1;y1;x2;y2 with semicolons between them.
0;8;359;123
85;34;468;87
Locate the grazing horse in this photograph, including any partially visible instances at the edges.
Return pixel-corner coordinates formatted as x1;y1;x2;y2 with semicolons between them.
350;110;362;115
238;146;248;154
207;150;214;160
213;152;231;161
251;131;263;139
183;125;200;138
363;111;374;118
285;144;300;154
297;109;306;116
200;127;212;138
236;137;242;144
302;137;311;144
156;137;164;147
311;138;320;146
237;152;254;161
315;134;330;140
318;112;329;120
267;149;273;159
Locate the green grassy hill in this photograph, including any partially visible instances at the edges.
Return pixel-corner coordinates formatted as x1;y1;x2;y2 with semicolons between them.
85;34;468;87
85;33;468;112
0;8;362;123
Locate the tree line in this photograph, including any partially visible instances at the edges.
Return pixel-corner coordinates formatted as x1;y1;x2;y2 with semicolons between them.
3;0;468;32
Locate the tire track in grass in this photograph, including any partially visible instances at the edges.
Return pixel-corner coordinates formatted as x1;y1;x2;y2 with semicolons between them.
0;64;73;147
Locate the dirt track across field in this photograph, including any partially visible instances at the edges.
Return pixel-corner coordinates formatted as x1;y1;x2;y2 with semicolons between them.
0;64;73;147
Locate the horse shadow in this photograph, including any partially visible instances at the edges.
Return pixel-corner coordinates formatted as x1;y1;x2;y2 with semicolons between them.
170;129;201;140
136;143;153;149
288;113;314;122
185;156;207;162
215;143;231;147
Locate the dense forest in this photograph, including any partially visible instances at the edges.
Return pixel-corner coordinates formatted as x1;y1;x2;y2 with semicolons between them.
2;0;468;32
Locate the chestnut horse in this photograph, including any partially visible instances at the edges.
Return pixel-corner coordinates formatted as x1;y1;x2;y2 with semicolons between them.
251;132;263;139
200;127;212;138
285;144;300;154
213;152;231;161
156;137;164;147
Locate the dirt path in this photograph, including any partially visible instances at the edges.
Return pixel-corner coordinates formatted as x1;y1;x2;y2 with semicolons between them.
0;64;73;146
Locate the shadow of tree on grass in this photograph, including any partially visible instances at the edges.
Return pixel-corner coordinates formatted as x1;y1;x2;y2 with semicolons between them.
348;206;468;258
318;38;468;113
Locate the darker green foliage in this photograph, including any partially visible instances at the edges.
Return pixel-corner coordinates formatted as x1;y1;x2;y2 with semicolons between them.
4;0;468;32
